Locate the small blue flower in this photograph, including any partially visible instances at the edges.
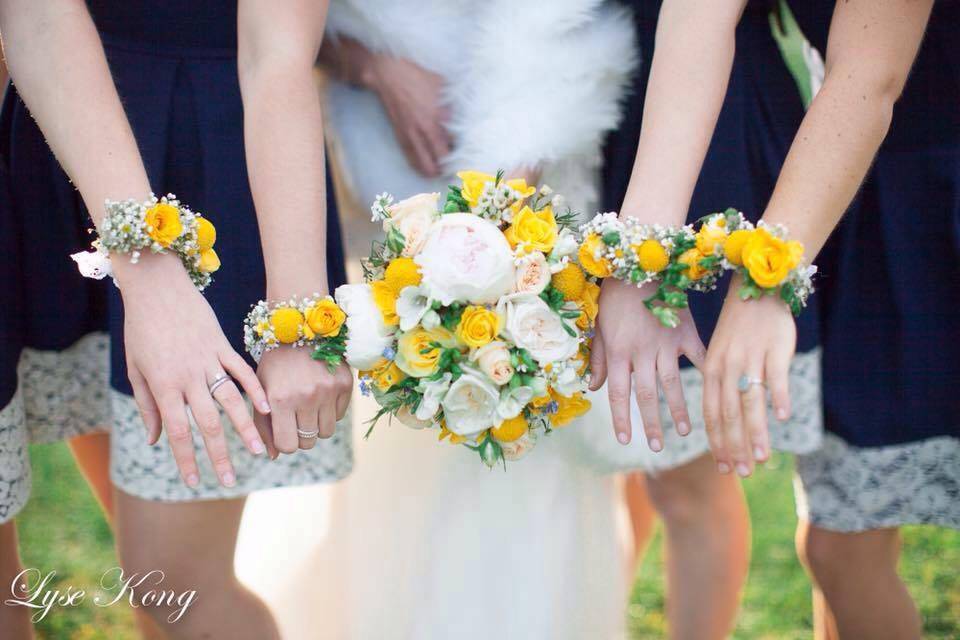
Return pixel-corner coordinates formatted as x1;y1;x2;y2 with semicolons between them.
542;401;559;415
382;347;396;360
359;377;372;397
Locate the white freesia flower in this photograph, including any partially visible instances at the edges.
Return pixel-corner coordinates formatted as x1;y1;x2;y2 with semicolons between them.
334;283;395;370
415;213;514;305
513;251;551;295
552;360;587;397
497;293;579;365
441;366;502;436
385;192;440;256
415;373;452;421
500;430;538;461
471;341;514;385
395;285;433;331
497;385;535;420
421;309;441;330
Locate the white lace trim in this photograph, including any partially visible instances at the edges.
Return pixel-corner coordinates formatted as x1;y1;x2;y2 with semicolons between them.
560;348;823;473
795;433;960;532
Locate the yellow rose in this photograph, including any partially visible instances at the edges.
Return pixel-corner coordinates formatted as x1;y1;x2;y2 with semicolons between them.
551;262;587;300
552;392;591;427
576;281;601;330
144;203;183;247
456;305;502;349
504;206;558;254
370;280;399;326
396;326;456;377
635;239;669;273
505;178;537;200
270;307;304;344
372;360;406;391
457;170;496;208
305;298;346;338
723;229;753;266
196;217;216;251
384;257;422;291
491;414;529;443
695;223;728;256
578;234;613;278
677;248;708;281
198;248;220;273
741;228;805;288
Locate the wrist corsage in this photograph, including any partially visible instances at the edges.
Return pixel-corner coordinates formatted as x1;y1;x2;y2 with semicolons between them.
243;294;349;371
578;213;724;328
71;194;220;291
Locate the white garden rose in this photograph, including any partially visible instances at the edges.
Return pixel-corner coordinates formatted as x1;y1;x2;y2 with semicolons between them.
513;251;551;295
441;366;502;436
415;213;514;305
496;293;579;365
471;341;514;385
334;283;395;370
385;192;440;256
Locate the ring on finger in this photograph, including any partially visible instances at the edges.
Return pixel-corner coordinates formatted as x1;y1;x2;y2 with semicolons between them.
296;427;320;439
737;375;765;394
208;372;233;396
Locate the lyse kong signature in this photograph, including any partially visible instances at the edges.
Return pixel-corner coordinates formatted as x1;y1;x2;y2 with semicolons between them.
4;567;198;623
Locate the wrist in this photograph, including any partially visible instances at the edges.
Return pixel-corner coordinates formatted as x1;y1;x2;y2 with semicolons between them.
114;251;194;297
265;276;329;301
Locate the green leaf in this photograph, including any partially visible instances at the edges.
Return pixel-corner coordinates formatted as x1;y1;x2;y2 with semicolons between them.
602;231;621;246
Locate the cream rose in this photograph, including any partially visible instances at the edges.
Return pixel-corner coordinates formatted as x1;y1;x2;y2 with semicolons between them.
471;341;514;385
500;430;538;461
441;366;502;436
385;192;440;256
395;405;433;430
496;293;579;365
415;213;515;306
334;283;395;370
513;251;551;295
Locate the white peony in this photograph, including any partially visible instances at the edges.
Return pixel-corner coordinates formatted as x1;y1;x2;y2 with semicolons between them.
513;251;551;295
497;293;579;365
395;285;433;332
415;213;515;306
415;373;452;421
441;366;502;436
385;192;440;256
334;283;396;370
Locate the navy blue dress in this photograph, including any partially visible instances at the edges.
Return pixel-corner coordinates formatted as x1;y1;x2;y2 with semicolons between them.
0;0;351;517
600;1;824;469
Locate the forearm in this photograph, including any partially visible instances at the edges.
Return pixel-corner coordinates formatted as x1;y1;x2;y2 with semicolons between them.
621;0;746;224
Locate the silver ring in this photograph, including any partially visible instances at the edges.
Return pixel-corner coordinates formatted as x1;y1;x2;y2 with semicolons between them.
297;428;320;439
737;374;765;393
208;373;233;396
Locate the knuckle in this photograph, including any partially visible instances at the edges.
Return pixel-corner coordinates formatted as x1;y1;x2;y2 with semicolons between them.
722;405;741;423
635;387;657;405
277;443;297;455
200;420;223;438
167;424;193;444
659;372;680;390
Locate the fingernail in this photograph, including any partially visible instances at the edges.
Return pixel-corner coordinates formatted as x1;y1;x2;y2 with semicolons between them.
677;422;690;436
617;432;630;445
717;462;730;474
221;471;236;487
776;407;788;421
754;446;766;461
260;401;272;414
649;437;662;452
251;440;266;455
736;463;750;477
186;474;200;488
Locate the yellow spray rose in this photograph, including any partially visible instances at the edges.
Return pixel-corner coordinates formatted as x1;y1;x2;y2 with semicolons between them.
270;307;304;344
635;239;670;273
396;327;456;377
370;280;400;326
578;233;613;278
677;248;708;281
144;203;183;247
741;227;804;288
551;262;587;300
457;170;496;208
384;257;422;291
723;229;753;266
372;360;406;391
198;249;220;273
196;217;216;251
504;206;558;254
695;222;728;256
576;281;601;330
491;414;529;443
456;305;502;348
552;392;591;427
305;298;347;338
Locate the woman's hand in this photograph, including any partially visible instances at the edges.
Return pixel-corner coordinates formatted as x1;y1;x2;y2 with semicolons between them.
254;349;353;456
119;255;270;488
590;278;706;450
702;277;795;477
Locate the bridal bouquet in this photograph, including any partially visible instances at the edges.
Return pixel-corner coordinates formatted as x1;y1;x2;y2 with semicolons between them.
334;171;597;467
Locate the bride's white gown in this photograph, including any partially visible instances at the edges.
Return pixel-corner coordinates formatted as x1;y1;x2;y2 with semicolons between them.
236;1;637;638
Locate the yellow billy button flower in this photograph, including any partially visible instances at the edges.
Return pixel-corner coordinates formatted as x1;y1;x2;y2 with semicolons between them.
677;248;708;281
504;206;558;254
635;239;670;273
491;414;529;443
723;229;753;266
370;280;400;326
198;249;220;273
270;307;304;344
305;298;347;338
144;202;183;247
457;170;496;208
552;391;591;427
741;227;804;288
696;222;729;256
578;233;613;278
196;217;216;251
551;262;587;301
384;257;422;291
456;305;502;349
395;326;456;377
576;281;601;331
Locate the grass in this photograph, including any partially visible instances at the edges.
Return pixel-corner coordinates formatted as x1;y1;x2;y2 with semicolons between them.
14;445;960;638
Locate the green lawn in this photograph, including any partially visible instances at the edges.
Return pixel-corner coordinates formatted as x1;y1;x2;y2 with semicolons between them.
14;444;960;639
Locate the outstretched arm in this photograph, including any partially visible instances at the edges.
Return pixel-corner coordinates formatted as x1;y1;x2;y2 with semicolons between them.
702;0;934;477
238;0;352;456
591;0;747;449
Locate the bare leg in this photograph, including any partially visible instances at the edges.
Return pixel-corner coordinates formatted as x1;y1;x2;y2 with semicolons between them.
115;490;280;640
645;453;749;640
0;522;34;639
796;520;920;640
68;432;114;519
623;472;658;569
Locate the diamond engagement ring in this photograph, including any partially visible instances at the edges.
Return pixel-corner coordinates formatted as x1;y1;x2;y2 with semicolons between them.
208;373;232;395
737;375;764;393
297;428;320;439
